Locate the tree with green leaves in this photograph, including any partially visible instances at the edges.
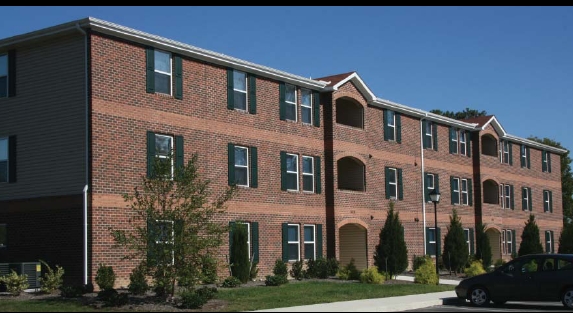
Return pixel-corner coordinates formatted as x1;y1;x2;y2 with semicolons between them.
528;136;572;224
558;222;573;253
442;209;469;274
475;222;492;269
374;201;408;278
430;107;488;120
230;222;251;283
111;153;236;299
518;214;544;257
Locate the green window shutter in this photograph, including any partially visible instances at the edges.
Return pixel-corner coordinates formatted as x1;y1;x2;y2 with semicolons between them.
450;176;455;204
422;120;429;148
227;68;234;110
8;136;16;183
145;47;155;93
398;168;404;200
396;113;402;144
432;123;438;151
279;82;286;120
385;167;391;199
314;156;321;194
280;151;287;191
435;174;440;194
424;173;430;202
175;136;184;172
522;188;527;211
549;191;553;213
528;188;533;211
511;230;516;255
469;228;475;255
425;228;432;255
468;178;473;206
548;152;552;173
316;224;323;259
550;231;555;253
508;142;513;165
545;231;550;253
449;127;456;154
8;50;16;97
520;145;526;168
228;143;235;186
250;147;258;188
249;75;257;114
542;151;547;172
510;185;515;210
313;91;320;127
383;110;389;141
437;227;442;256
282;223;289;262
251;222;259;262
527;147;531;169
174;55;183;100
147;131;156;178
229;222;236;260
147;219;157;267
466;131;471;156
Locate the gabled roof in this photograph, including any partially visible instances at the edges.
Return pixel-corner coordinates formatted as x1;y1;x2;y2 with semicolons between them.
460;115;495;127
320;72;376;102
315;72;356;86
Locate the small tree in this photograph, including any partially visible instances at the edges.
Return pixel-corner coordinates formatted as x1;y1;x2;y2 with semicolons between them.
442;209;468;274
230;222;250;283
558;222;573;253
374;201;408;278
518;214;543;256
475;223;492;269
111;153;236;299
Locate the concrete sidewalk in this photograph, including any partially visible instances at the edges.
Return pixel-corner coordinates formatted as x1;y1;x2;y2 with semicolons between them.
395;275;461;286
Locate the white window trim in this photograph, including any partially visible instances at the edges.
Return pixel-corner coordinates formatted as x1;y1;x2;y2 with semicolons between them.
388;111;396;141
543;152;550;172
239;222;251;261
234;146;250;187
288;224;300;262
521;145;528;166
523;187;530;210
506;230;512;255
155;134;174;179
501;140;510;164
0;137;7;183
546;230;553;253
300;88;312;125
428;227;436;255
303;224;316;260
285;84;298;122
233;70;248;111
155;219;174;265
154;50;172;96
425;121;433;149
286;153;299;192
427;173;435;190
389;168;398;199
0;54;7;98
459;131;467;155
504;185;511;209
453;177;460;205
544;190;551;212
501;230;506;255
464;228;471;254
461;179;468;206
452;130;459;154
302;156;314;193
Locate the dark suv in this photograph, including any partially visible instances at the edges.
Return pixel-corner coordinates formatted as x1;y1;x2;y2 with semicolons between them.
455;254;573;308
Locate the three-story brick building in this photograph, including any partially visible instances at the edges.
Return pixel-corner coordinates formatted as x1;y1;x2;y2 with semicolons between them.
0;17;566;286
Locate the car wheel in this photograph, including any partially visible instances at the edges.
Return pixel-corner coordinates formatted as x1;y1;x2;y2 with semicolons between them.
469;286;490;307
563;287;573;309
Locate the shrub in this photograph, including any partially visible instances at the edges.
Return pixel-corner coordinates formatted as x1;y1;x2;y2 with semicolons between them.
442;209;469;274
128;264;149;295
102;290;129;307
264;275;288;286
464;260;486;278
201;255;219;284
230;223;251;283
272;259;288;277
326;258;340;276
374;202;408;278
518;214;543;256
249;261;259;281
97;288;118;301
220;276;241;288
337;258;361;280
413;255;430;271
306;257;329;279
359;267;385;284
494;258;506;269
39;259;65;294
289;260;305;280
95;264;116;291
82;283;94;294
475;223;492;269
60;285;84;298
414;258;438;285
0;270;29;296
179;286;217;309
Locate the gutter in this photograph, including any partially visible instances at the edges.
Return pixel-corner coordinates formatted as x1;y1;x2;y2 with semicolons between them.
420;114;428;256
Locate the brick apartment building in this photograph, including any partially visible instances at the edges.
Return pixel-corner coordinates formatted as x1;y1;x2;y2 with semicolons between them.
0;17;566;287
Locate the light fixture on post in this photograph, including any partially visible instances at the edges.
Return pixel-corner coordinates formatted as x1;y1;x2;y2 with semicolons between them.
429;188;441;284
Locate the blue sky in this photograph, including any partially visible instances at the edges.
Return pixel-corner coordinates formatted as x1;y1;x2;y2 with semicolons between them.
2;6;572;156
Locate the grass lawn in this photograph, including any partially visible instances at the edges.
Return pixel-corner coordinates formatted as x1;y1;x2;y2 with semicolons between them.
0;281;454;312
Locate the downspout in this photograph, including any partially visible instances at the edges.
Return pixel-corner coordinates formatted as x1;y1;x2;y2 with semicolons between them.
420;114;428;256
76;23;89;286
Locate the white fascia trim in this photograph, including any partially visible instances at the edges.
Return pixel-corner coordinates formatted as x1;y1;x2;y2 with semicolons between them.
480;116;506;136
86;17;327;90
324;72;376;101
504;134;568;154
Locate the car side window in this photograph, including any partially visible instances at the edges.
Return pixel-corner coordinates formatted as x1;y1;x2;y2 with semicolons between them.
557;259;573;271
520;258;538;273
542;258;555;271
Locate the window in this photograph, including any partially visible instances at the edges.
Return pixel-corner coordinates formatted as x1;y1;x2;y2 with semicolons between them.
499;184;513;209
545;230;554;253
285;84;297;121
426;227;439;256
450;128;471;156
304;225;316;260
301;89;312;124
154;50;172;95
461;179;469;205
286;153;299;191
451;129;458;154
424;172;439;203
287;224;300;261
542;151;552;173
502;229;513;255
386;110;396;141
155;134;174;178
544;190;553;213
302;156;314;192
500;140;511;164
0;54;7;97
234;146;249;187
464;228;471;254
424;121;433;149
521;145;530;169
452;177;460;205
558;258;573;270
240;222;252;260
0;138;7;183
153;220;174;265
233;70;247;111
0;224;6;248
522;187;532;211
459;131;467;155
387;168;397;199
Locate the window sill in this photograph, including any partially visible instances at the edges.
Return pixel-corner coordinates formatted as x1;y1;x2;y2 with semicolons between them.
337;189;366;194
286;189;300;193
153;92;173;98
335;123;364;131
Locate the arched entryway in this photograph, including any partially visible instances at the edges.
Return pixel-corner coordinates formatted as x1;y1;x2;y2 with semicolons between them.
339;223;368;270
486;228;501;261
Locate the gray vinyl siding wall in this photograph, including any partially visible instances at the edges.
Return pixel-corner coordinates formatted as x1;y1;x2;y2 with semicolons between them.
0;34;86;200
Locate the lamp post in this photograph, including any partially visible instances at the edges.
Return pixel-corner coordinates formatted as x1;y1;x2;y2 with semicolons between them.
429;189;441;283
